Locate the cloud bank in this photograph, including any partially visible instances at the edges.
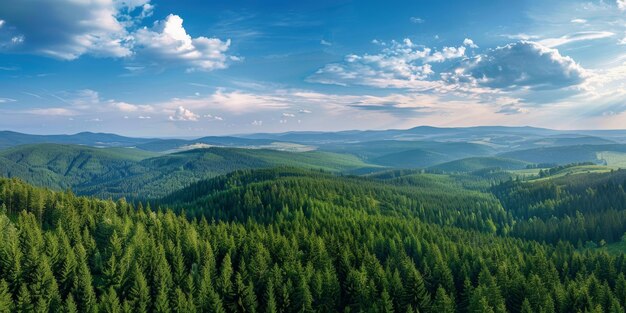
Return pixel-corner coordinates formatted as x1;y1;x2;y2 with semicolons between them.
0;0;233;71
447;41;586;90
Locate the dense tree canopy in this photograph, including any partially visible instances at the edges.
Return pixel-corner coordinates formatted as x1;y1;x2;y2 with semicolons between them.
1;167;626;312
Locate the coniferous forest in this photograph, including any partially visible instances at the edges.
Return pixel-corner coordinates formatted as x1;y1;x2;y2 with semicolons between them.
2;161;626;313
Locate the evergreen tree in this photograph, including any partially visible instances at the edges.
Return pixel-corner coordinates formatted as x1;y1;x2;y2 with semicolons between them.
0;280;12;313
402;263;430;312
265;280;278;313
16;284;33;313
128;266;150;313
99;287;122;313
432;286;455;313
380;289;395;313
65;294;79;313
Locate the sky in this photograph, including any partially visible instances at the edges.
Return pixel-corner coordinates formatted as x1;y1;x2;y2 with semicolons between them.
1;0;626;136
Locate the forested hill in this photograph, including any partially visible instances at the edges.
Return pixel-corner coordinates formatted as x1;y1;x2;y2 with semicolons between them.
157;167;508;233
492;168;626;245
1;168;626;312
0;144;376;199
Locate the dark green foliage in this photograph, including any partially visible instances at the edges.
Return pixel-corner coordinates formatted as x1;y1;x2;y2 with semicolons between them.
0;144;374;199
429;157;529;172
492;169;626;244
1;167;626;313
499;144;626;165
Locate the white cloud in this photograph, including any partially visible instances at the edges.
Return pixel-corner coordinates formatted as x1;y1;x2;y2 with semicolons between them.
570;18;587;24
204;114;224;121
618;0;626;10
67;89;100;107
308;38;466;89
251;120;263;126
496;104;529;115
10;36;24;45
138;115;151;119
0;2;234;72
539;31;614;47
110;101;153;112
134;14;234;72
0;97;16;103
0;0;151;59
168;106;199;121
320;39;332;46
164;89;289;113
463;38;478;48
25;108;78;116
410;17;425;24
504;33;540;40
446;41;587;90
299;109;312;114
425;46;465;62
282;113;295;117
0;20;4;28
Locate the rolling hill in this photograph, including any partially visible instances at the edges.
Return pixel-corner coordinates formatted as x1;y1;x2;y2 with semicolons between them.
499;144;626;165
0;144;154;190
0;143;377;198
0;131;155;149
320;140;496;167
429;157;530;172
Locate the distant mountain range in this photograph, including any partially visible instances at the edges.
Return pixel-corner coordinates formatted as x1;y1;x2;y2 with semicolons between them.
3;126;626;198
3;126;626;151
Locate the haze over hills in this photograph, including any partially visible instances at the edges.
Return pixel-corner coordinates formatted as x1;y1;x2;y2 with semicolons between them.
3;126;626;199
3;126;626;151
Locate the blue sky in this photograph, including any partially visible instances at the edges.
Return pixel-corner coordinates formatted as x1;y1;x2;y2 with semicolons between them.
1;0;626;136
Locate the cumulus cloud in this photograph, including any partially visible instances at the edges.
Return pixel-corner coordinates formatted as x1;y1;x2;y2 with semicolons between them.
410;17;425;24
619;0;626;10
463;38;478;48
425;46;465;62
446;41;586;90
308;38;466;89
134;14;235;71
0;0;151;59
168;106;199;121
110;101;153;112
0;1;234;72
251;120;263;126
